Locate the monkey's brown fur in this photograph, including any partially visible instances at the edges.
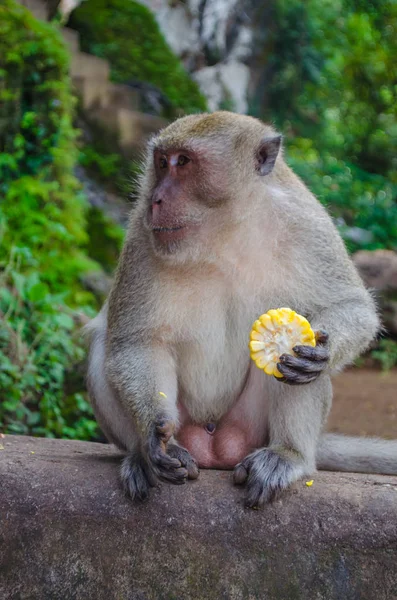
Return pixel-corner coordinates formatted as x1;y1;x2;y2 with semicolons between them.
87;112;396;507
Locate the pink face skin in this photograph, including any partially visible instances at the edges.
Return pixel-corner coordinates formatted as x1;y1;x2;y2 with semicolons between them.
148;149;202;248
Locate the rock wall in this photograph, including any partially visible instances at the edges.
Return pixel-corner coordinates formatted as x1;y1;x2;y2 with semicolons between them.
140;0;265;114
15;1;168;157
18;0;269;116
353;250;397;337
1;434;397;599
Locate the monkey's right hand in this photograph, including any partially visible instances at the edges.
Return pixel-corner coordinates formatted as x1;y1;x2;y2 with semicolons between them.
145;418;190;484
121;418;199;501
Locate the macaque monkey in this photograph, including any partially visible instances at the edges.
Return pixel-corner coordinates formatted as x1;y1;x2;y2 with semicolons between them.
87;111;397;508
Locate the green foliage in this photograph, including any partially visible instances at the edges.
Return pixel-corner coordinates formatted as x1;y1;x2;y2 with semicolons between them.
0;0;98;297
269;0;397;180
68;0;207;116
0;0;99;439
0;248;98;439
86;206;124;272
371;339;397;371
287;139;397;252
268;0;397;252
267;0;324;127
79;144;121;180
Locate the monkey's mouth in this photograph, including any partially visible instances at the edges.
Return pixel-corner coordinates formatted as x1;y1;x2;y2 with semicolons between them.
152;224;188;245
152;226;185;233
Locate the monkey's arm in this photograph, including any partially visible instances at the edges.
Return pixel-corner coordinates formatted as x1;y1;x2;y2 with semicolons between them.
278;289;379;387
104;241;188;487
277;216;379;384
308;291;379;370
278;289;379;384
105;341;188;482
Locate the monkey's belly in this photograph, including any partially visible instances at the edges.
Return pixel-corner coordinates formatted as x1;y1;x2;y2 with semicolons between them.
176;365;269;469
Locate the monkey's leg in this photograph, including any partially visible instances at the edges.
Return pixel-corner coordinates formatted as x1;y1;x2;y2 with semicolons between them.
234;376;332;508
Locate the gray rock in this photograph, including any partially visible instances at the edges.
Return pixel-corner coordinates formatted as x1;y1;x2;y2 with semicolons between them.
342;226;374;246
140;0;255;114
353;250;397;292
353;250;397;336
1;435;397;599
75;165;130;228
80;270;113;299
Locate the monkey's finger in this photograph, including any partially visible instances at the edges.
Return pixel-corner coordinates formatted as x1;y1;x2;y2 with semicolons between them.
292;344;330;362
315;329;329;345
167;444;200;480
276;363;319;385
185;462;199;480
151;448;182;470
274;375;288;384
279;354;327;373
159;466;188;485
245;480;279;508
234;462;249;485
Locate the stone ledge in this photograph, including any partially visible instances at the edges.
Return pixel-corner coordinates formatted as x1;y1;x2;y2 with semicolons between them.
1;435;397;600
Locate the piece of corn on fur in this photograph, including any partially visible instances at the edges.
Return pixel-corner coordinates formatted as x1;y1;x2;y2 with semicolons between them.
249;308;316;378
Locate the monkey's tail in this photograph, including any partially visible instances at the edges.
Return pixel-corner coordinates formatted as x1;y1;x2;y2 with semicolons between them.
317;433;397;475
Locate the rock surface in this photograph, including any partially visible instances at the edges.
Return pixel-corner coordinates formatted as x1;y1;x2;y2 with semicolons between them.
1;435;397;599
353;250;397;292
140;0;260;114
353;249;397;336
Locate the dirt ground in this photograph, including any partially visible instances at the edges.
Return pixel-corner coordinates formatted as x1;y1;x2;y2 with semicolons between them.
329;368;397;439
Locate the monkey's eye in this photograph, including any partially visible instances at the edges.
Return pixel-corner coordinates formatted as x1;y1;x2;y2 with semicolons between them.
159;157;167;169
177;155;190;166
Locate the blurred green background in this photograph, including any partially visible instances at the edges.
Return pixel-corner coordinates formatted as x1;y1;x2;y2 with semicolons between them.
1;0;396;441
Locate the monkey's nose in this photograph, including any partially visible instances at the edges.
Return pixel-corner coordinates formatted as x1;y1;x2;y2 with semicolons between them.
151;198;162;218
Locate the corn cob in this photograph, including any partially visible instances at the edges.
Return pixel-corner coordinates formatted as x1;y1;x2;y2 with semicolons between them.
249;308;316;378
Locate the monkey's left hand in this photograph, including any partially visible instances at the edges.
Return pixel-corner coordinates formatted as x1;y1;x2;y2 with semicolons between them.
276;330;329;385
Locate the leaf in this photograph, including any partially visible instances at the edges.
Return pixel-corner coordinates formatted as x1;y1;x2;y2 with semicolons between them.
26;282;50;304
53;313;74;330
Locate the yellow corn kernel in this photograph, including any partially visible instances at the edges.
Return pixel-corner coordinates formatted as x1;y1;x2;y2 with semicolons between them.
249;307;316;377
305;480;314;487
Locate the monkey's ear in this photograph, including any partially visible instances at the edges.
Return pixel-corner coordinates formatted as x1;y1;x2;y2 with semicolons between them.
256;135;282;176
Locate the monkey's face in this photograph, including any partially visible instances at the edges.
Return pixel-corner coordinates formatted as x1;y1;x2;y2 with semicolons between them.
145;147;228;259
143;112;283;261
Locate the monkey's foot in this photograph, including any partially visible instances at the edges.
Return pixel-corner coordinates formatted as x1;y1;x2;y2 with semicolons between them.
120;451;157;501
166;443;199;480
233;447;309;508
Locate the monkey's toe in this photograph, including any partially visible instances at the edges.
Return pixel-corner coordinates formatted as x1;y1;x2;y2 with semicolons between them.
167;443;200;480
236;448;308;508
233;462;248;485
120;452;157;502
